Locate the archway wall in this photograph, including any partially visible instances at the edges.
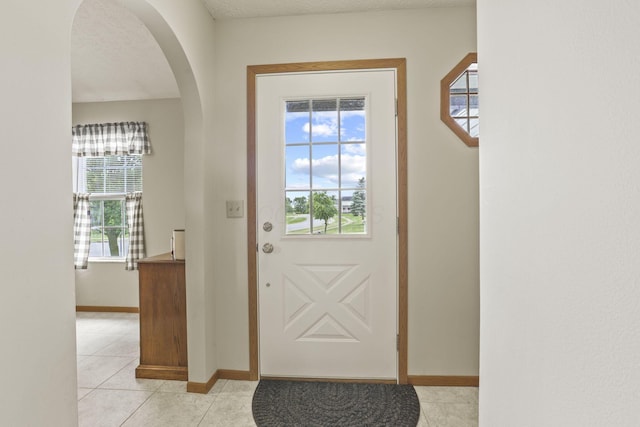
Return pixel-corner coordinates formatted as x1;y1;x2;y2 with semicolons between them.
118;0;218;383
1;0;83;425
0;2;217;424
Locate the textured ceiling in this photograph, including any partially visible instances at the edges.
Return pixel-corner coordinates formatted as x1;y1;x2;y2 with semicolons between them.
71;0;474;103
203;0;475;20
71;0;179;103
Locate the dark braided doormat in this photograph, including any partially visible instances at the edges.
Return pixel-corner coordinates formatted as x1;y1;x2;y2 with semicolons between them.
252;380;420;426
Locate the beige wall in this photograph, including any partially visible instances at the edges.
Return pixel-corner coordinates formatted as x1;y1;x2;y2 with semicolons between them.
0;0;82;425
0;6;478;425
211;8;479;376
479;0;640;425
73;98;185;307
134;0;219;383
72;0;219;384
1;0;219;420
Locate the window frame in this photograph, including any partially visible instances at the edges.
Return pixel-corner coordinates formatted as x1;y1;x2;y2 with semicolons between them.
440;52;479;147
87;193;128;262
283;97;369;236
73;154;142;262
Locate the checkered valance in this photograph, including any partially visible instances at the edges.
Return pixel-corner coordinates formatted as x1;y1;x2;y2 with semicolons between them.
72;122;151;157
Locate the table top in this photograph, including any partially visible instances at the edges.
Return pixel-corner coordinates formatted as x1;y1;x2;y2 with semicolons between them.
138;253;185;264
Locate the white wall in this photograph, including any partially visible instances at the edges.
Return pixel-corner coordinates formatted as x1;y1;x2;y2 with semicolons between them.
478;0;640;425
212;8;479;376
74;0;219;389
127;0;219;383
0;0;81;425
0;2;217;423
73;98;185;308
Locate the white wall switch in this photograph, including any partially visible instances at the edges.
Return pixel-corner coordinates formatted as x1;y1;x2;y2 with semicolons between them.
226;200;244;218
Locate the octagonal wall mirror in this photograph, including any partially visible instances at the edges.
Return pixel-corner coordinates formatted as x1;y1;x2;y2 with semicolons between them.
441;52;478;147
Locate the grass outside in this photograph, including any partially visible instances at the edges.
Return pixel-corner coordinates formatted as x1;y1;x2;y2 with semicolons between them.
288;213;365;235
286;215;306;225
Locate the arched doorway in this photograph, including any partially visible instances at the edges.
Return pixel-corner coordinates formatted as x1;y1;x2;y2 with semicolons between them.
71;0;212;388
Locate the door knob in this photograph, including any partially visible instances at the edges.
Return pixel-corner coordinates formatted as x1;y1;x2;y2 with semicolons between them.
262;243;274;254
263;222;273;232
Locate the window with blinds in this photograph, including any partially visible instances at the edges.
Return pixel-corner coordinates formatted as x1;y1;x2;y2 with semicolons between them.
73;154;143;259
76;154;142;194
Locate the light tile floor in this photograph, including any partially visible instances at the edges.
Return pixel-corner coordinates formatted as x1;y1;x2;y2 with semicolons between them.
77;312;478;426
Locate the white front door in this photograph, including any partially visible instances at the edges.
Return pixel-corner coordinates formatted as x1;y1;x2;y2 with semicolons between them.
256;70;398;380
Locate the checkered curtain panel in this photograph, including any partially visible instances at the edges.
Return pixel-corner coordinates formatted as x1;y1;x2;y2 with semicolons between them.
72;122;151;156
73;193;91;269
125;192;146;270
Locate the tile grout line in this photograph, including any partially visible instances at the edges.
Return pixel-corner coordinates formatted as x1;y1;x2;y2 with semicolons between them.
118;389;157;427
195;390;222;427
92;355;139;390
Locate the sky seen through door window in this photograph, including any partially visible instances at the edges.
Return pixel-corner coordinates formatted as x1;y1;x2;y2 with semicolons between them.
285;98;366;189
284;98;367;235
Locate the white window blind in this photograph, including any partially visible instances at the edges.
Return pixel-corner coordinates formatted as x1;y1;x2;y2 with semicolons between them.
74;154;142;194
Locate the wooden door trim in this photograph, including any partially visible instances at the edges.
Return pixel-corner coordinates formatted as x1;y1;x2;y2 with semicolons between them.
247;58;408;383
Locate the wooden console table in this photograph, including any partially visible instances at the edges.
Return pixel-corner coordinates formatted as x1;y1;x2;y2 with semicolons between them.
135;253;188;380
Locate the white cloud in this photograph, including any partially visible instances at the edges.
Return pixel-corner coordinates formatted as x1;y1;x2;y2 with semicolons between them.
343;144;366;155
341;154;366;187
303;122;337;138
290;109;366;140
291;153;365;186
292;155;338;178
307;113;338;138
341;154;365;174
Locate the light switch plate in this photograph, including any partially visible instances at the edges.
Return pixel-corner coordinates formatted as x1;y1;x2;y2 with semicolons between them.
226;200;244;218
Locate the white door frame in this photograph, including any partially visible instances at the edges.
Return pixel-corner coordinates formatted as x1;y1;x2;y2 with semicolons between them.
247;59;408;384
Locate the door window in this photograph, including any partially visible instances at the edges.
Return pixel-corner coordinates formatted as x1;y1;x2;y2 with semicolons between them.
284;98;367;235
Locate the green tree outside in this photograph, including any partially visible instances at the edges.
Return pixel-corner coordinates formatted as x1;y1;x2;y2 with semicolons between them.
293;196;309;214
350;177;366;219
90;199;125;256
103;200;124;256
312;192;338;234
285;197;294;214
